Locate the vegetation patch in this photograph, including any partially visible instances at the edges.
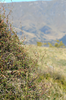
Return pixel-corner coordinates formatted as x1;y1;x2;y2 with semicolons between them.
0;7;66;100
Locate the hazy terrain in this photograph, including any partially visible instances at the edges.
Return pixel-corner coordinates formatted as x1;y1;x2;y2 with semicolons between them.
0;0;66;45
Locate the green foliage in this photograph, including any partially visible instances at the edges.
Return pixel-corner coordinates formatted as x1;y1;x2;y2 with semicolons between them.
54;42;59;47
56;40;59;42
54;40;65;48
37;42;42;46
43;40;65;48
0;14;39;99
48;42;53;47
39;39;66;48
43;43;47;45
58;41;65;48
0;15;29;70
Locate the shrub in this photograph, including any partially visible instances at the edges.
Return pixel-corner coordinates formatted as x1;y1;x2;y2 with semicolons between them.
0;13;40;99
37;42;43;46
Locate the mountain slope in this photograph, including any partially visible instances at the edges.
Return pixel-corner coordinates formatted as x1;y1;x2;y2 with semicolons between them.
0;0;66;45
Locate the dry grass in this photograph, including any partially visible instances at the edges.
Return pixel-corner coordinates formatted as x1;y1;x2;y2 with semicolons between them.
23;45;66;99
24;45;66;76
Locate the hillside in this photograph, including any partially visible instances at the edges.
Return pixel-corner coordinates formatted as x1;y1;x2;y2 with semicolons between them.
0;0;66;45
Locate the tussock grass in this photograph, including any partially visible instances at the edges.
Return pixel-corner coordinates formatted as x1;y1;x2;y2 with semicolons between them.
23;45;66;99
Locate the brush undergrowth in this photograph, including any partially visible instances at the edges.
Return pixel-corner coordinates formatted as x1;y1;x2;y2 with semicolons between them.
0;13;39;100
0;2;66;100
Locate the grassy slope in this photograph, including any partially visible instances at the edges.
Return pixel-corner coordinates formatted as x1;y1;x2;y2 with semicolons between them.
24;45;66;99
24;45;66;76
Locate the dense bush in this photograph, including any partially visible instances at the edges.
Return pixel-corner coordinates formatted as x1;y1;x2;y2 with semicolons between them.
0;14;39;100
0;15;28;70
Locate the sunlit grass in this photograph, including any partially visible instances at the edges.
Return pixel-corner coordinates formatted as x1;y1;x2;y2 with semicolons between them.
23;45;66;99
24;45;66;76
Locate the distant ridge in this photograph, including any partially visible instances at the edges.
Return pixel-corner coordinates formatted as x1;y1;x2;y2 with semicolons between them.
0;0;66;45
